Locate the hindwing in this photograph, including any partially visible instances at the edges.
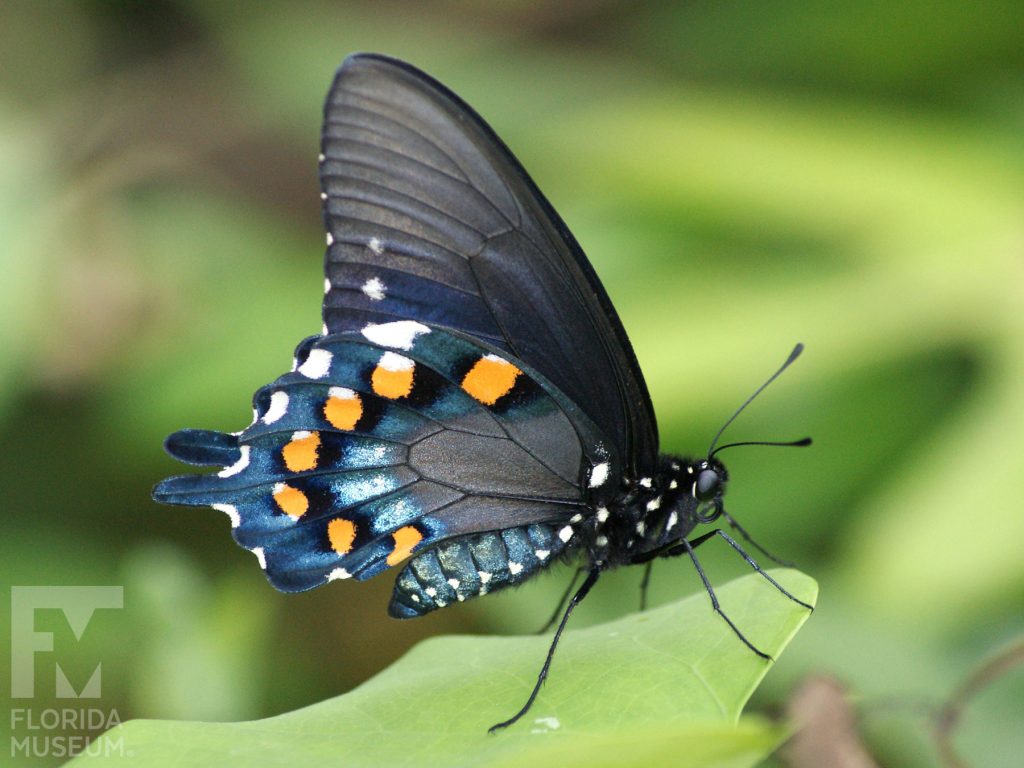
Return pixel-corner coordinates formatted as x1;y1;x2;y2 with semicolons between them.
153;323;612;592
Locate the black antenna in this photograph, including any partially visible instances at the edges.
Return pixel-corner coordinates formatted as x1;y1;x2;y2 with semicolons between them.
711;437;812;458
707;343;805;456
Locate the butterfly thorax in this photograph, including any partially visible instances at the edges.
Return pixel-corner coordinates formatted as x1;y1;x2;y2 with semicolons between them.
578;455;729;568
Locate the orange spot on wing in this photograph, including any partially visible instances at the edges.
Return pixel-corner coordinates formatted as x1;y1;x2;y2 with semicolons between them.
372;353;414;399
461;354;521;405
324;389;362;430
328;518;357;555
282;431;320;472
387;525;423;566
273;483;309;520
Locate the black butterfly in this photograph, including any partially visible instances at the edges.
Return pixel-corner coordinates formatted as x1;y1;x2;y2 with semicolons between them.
153;53;812;732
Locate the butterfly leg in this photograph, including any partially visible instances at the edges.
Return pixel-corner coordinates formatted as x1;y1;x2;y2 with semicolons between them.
638;561;654;612
673;534;773;661
704;528;814;611
489;566;602;734
647;528;811;611
719;507;796;568
535;566;584;635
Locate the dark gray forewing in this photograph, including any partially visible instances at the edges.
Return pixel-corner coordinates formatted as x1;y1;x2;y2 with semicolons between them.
319;53;659;478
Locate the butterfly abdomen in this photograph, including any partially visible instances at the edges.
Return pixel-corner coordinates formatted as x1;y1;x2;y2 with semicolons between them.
389;524;570;617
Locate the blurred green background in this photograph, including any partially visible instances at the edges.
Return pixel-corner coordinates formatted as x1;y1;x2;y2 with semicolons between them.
2;2;1022;766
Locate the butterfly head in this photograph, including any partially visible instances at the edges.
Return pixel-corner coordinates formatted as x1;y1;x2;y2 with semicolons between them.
642;456;728;531
692;457;727;522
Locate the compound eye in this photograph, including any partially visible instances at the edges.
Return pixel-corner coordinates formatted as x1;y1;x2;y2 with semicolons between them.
695;469;721;501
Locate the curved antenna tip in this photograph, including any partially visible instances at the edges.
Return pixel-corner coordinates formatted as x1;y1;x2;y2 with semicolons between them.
710;435;813;457
707;343;808;456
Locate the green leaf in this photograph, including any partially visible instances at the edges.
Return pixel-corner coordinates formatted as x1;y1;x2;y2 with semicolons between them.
71;570;815;767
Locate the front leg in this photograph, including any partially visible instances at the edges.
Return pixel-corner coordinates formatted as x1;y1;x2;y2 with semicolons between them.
629;529;811;660
647;529;813;611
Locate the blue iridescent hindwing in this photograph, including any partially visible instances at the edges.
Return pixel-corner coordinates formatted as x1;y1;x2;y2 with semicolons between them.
153;323;610;596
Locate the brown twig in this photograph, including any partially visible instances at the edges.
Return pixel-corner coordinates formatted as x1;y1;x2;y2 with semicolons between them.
933;636;1024;768
782;675;880;768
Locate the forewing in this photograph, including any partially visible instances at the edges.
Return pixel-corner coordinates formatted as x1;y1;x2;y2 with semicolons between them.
320;53;658;479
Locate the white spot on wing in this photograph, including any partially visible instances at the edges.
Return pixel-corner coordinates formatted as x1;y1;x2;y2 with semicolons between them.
377;351;414;372
251;547;267;570
667;511;679;530
669;479;678;490
509;562;523;575
411;593;420;602
298;348;332;379
361;320;430;350
320;192;327;200
635;521;646;535
368;237;384;254
317;153;325;162
558;526;573;543
328;568;351;581
326;232;334;246
447;578;460;590
361;277;387;301
596;535;608;547
425;587;437;598
569;513;583;524
324;277;331;294
211;504;240;528
535;549;550;560
218;446;250;477
646;496;662;512
478;571;492;584
639;477;652;489
588;462;610;488
321;323;329;336
596;507;609;523
262;391;289;424
328;386;357;400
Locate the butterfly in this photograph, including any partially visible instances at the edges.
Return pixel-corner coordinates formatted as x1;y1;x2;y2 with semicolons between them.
153;53;812;732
